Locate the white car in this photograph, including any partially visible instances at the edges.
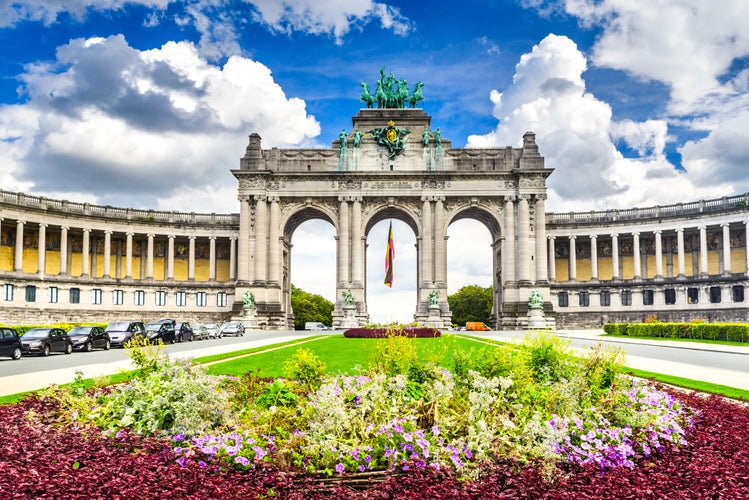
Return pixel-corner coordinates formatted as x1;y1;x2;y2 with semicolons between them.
220;322;245;337
203;323;220;338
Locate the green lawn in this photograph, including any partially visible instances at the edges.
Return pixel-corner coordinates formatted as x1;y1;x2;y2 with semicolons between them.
205;334;493;378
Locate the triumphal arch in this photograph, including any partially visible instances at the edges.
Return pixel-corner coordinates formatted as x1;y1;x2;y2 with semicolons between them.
233;72;552;329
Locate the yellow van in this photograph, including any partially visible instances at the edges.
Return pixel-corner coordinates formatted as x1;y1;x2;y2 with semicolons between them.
465;322;491;331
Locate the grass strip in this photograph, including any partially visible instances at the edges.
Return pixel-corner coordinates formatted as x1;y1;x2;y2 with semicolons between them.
604;334;749;348
623;367;749;402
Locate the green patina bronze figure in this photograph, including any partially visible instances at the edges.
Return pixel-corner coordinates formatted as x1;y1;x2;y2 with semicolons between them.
422;127;431;147
353;128;363;148
528;289;544;308
363;68;425;109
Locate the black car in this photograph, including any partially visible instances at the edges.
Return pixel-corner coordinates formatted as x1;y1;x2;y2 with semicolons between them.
0;327;22;360
67;325;111;352
106;321;147;348
175;322;194;342
145;321;176;344
20;328;73;356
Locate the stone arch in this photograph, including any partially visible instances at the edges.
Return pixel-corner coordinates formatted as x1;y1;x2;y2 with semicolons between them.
363;202;420;237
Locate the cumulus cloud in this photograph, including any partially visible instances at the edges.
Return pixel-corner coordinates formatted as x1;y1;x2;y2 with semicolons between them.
1;34;320;211
467;34;730;212
0;0;410;57
247;0;411;43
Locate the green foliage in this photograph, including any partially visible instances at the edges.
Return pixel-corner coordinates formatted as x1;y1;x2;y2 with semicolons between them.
520;331;573;383
283;348;327;391
604;322;749;343
256;379;299;409
125;334;165;374
290;284;334;330
367;328;421;376
447;285;492;326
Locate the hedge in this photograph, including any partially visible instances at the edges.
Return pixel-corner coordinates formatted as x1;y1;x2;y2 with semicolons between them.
603;322;749;343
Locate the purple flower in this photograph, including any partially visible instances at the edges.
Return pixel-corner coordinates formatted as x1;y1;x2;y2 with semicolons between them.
235;456;251;467
176;456;187;468
335;463;345;474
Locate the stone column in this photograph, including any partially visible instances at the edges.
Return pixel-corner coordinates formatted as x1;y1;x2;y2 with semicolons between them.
167;235;175;280
699;225;708;276
503;197;516;285
229;236;237;280
115;239;122;279
82;228;90;276
676;228;685;277
103;231;112;278
611;233;620;279
60;226;69;276
517;195;531;284
548;236;556;282
568;236;577;281
269;197;281;284
209;236;217;281
633;232;641;279
338;198;350;285
745;220;749;277
654;230;663;278
590;234;598;281
421;197;433;284
534;195;548;283
188;235;196;281
14;220;24;272
722;223;732;275
37;223;46;276
254;197;268;282
125;232;133;278
351;198;363;285
146;233;154;279
237;197;250;282
434;197;447;284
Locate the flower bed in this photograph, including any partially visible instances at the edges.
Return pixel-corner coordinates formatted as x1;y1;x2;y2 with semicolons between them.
344;327;441;338
1;333;747;497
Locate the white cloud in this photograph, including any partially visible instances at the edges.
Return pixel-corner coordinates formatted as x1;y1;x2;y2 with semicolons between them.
559;0;749;115
3;34;319;211
247;0;411;43
0;0;172;28
467;34;731;211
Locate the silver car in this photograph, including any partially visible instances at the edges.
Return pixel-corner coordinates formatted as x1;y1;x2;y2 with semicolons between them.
220;322;244;337
203;323;220;339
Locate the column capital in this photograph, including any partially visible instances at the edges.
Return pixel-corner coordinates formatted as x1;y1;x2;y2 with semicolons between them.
632;231;640;237
548;235;556;241
189;235;197;241
721;222;731;228
126;231;134;237
503;194;517;203
253;194;268;202
267;194;280;203
569;235;577;241
589;234;597;240
230;236;237;241
38;222;48;229
16;219;26;225
675;227;684;234
610;233;619;238
698;224;706;231
82;228;91;233
61;225;69;231
534;193;547;201
104;229;113;235
517;193;531;201
147;233;155;238
209;235;217;241
654;229;662;235
168;234;176;239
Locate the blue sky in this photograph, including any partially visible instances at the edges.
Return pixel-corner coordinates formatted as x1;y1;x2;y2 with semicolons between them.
2;1;749;322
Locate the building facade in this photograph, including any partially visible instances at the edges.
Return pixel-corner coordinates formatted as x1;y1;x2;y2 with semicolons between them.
1;106;747;328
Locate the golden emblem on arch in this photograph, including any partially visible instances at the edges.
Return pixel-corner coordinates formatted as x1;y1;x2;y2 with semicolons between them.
386;128;397;142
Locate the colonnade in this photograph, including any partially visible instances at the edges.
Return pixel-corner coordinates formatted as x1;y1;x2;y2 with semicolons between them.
548;220;749;282
1;217;237;282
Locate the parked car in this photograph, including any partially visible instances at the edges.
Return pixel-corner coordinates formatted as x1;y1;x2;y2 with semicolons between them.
305;322;330;331
174;322;194;342
0;327;22;360
145;321;176;345
220;322;245;337
67;325;111;352
203;323;220;339
20;327;73;356
106;321;146;348
192;325;209;340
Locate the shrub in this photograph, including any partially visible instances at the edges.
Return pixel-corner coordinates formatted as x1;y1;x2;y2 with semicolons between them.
344;326;441;338
520;331;572;383
284;348;327;391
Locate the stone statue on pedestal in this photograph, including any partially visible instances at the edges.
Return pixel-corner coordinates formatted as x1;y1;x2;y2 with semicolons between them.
243;290;255;308
428;289;439;307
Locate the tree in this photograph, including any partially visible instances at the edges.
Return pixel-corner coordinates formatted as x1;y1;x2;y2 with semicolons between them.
447;285;493;326
290;285;334;330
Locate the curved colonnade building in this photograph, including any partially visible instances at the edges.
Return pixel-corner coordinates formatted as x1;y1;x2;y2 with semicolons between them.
1;108;747;328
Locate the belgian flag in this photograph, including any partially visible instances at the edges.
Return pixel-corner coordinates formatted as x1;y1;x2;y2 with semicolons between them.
384;221;395;287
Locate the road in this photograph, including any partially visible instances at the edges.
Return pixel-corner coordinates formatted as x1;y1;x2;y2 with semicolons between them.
1;329;748;396
0;330;320;396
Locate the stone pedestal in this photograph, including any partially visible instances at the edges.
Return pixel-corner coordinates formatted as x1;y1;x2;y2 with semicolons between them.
240;306;259;329
423;305;447;328
340;306;359;329
526;306;547;330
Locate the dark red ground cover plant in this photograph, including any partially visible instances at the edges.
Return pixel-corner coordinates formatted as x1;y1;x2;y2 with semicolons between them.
343;327;441;338
1;386;748;499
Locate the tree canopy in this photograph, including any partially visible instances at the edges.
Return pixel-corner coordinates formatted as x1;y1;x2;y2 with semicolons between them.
447;285;492;326
290;285;334;330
